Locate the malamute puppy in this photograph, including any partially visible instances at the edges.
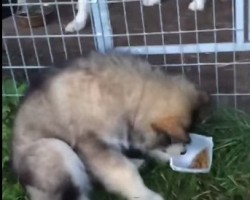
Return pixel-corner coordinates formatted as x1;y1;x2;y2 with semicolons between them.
12;52;208;200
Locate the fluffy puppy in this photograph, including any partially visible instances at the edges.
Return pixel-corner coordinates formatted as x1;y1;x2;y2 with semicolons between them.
12;52;208;200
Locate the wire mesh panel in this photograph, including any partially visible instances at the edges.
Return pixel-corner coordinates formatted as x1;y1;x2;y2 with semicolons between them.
2;0;99;99
109;0;250;111
2;0;250;112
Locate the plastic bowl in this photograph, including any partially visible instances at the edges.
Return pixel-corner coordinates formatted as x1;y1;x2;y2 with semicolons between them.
170;133;214;173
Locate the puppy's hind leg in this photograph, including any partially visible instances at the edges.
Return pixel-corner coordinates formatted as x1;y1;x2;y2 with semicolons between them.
65;0;89;32
14;138;90;200
26;186;60;200
26;184;90;200
76;136;164;200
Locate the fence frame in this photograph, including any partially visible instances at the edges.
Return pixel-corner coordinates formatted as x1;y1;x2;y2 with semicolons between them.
90;0;250;54
2;0;250;107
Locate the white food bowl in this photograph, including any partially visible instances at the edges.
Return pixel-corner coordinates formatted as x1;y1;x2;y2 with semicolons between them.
170;133;214;173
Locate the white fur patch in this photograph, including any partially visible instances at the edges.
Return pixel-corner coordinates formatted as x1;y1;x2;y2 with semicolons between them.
149;149;171;162
188;0;206;11
142;0;161;6
53;140;90;192
166;143;186;156
65;0;89;32
149;144;186;163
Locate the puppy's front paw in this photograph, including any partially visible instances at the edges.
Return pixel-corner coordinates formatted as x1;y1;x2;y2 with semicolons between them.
142;0;160;6
65;19;86;33
188;1;205;11
148;150;171;163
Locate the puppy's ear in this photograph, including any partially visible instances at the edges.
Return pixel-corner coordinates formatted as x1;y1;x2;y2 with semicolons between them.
151;117;190;143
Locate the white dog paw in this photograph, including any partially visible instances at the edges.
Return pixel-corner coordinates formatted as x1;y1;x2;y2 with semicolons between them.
142;0;160;6
65;20;86;33
188;1;205;11
148;149;171;163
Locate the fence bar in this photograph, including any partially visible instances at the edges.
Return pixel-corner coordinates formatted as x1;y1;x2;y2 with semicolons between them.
98;0;113;50
90;0;113;52
235;0;245;43
248;0;250;41
115;43;250;55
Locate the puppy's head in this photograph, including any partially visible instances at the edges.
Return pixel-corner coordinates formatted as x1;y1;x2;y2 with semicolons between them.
148;78;209;156
150;116;191;156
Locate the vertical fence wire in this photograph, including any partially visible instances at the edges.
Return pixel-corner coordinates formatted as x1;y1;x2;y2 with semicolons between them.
7;0;29;85
176;0;184;74
232;0;237;108
55;1;69;60
158;3;167;68
139;1;149;59
212;0;219;106
2;36;19;97
38;0;54;63
24;3;41;67
193;1;201;86
122;0;131;48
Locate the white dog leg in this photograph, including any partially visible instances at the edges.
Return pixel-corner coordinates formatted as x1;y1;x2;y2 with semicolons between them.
65;0;89;32
142;0;161;6
77;141;164;200
188;0;207;11
148;150;171;163
17;0;28;12
148;144;186;163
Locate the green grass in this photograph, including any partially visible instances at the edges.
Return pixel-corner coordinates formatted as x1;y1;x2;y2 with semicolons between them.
2;80;250;200
91;108;250;200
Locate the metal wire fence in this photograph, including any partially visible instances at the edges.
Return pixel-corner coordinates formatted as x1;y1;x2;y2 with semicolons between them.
2;0;250;112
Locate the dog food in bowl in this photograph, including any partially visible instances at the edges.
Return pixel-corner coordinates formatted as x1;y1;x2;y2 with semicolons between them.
170;133;213;173
190;148;209;169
